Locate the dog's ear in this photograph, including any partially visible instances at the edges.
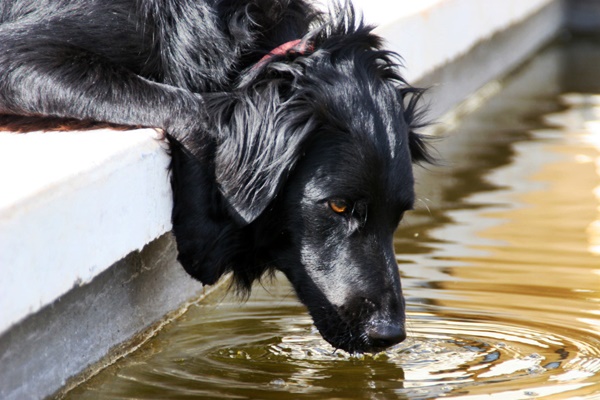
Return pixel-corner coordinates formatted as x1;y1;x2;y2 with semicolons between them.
398;86;432;164
211;85;314;224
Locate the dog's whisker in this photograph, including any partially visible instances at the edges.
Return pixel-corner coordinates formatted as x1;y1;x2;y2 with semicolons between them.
416;197;433;216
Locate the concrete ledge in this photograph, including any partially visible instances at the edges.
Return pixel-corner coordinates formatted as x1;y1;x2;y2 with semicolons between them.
0;128;173;335
0;234;205;400
355;0;554;83
416;0;563;119
0;0;572;399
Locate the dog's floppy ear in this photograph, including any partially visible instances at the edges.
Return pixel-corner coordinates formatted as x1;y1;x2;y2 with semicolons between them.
212;85;314;224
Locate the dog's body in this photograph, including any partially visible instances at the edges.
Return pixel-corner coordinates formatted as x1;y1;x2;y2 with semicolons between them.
0;0;428;353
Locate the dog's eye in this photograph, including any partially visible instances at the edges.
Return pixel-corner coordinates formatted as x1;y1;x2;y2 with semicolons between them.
328;200;349;214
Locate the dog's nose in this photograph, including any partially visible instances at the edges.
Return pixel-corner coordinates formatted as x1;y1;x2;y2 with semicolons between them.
367;321;406;349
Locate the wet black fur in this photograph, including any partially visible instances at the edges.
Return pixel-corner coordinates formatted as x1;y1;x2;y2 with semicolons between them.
0;0;429;353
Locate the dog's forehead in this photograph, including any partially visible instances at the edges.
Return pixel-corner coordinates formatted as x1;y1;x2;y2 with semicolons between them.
332;82;414;187
296;63;417;207
300;131;415;209
324;72;411;157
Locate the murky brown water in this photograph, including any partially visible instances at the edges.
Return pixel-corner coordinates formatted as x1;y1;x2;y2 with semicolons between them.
64;36;600;400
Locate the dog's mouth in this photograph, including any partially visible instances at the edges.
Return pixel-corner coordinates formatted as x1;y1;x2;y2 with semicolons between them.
282;263;407;353
318;321;406;354
307;304;407;354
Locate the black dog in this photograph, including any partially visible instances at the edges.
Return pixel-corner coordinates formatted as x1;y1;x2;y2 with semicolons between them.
0;0;429;353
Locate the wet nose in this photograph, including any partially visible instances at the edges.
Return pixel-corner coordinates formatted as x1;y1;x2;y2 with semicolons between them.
367;321;406;349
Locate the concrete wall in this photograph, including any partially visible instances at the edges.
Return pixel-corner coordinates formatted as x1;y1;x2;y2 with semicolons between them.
353;0;554;83
0;234;207;400
0;128;173;335
0;0;574;398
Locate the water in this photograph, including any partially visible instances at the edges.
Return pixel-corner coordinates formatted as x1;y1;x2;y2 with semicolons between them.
64;36;600;399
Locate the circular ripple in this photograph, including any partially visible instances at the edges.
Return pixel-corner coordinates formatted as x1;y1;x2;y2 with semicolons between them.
397;314;600;397
204;311;600;399
66;305;600;400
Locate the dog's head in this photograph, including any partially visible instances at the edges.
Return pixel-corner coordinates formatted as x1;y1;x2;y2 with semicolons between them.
196;9;429;353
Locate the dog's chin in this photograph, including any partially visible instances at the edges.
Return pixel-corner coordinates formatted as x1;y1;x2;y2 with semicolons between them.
282;270;406;353
314;322;391;354
308;308;404;354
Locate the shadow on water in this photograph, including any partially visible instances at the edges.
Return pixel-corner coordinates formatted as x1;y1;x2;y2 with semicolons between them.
65;36;600;400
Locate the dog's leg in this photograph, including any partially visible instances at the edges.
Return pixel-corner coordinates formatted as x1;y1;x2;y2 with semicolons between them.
0;22;240;284
0;27;205;138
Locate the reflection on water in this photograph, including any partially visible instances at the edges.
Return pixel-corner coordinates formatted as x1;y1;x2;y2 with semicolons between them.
64;37;600;399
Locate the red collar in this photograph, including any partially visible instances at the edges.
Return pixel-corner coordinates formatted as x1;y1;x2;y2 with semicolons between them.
254;39;313;69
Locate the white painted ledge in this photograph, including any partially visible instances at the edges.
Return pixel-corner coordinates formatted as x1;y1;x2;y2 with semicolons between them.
353;0;553;82
0;0;555;336
0;129;172;333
